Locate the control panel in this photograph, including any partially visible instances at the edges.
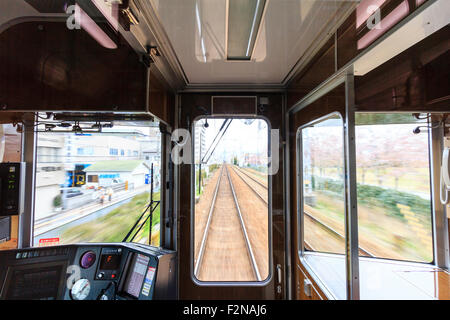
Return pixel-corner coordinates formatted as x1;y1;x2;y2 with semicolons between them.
0;243;176;300
95;247;122;281
0;163;25;216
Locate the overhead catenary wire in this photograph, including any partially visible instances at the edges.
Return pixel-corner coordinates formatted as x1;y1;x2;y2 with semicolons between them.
201;119;229;161
202;119;233;164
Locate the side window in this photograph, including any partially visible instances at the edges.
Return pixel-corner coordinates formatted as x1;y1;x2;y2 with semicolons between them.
193;118;270;282
33;121;162;247
355;113;433;262
299;114;346;255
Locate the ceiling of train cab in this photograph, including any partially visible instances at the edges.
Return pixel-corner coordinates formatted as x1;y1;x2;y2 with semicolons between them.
148;0;357;88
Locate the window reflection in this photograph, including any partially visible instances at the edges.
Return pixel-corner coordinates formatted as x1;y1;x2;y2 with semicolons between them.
355;113;433;263
301;114;346;255
33;121;162;247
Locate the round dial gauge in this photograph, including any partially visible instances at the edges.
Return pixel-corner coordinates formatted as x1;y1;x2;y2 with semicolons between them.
80;251;96;269
71;279;91;300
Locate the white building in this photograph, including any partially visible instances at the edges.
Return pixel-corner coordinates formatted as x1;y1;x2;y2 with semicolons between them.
84;160;151;189
35;134;65;220
63;134;142;169
139;127;161;164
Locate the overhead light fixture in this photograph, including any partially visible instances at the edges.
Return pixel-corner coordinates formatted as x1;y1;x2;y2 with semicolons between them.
227;0;266;60
195;2;207;63
74;3;118;49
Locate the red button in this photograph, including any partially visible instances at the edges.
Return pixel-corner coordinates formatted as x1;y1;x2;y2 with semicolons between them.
111;274;116;278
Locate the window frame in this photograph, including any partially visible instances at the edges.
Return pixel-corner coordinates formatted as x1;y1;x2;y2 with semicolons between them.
353;112;436;265
296;111;347;257
296;111;439;300
190;115;274;287
296;112;347;300
29;123;164;248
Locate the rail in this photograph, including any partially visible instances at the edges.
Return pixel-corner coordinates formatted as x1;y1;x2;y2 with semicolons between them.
194;165;261;281
226;165;262;281
231;166;267;205
233;166;268;189
194;165;224;278
303;212;375;257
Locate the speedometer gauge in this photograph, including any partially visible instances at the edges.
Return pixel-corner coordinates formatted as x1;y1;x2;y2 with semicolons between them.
71;279;91;300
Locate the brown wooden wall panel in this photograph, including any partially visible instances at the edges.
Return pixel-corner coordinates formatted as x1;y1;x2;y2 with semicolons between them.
178;92;284;300
296;264;326;300
149;65;174;126
422;50;450;106
337;12;358;70
287;37;336;108
0;112;23;125
212;96;257;115
288;0;436;111
0;21;148;113
355;26;450;112
25;0;74;13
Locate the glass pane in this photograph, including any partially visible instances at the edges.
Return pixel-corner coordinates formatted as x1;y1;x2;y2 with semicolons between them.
355;113;433;263
227;0;266;60
301;115;345;255
193;118;269;282
33;119;161;247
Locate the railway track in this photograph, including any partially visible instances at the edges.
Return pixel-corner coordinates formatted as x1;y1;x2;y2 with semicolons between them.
231;166;268;204
232;166;375;258
303;212;375;257
194;165;261;281
233;166;268;188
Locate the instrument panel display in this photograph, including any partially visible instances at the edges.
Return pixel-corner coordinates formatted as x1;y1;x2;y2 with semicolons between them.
0;244;176;300
2;262;65;300
123;254;150;298
100;254;121;270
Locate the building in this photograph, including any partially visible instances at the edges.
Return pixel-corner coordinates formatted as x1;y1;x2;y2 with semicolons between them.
243;153;266;167
139;127;161;164
64;134;142;164
35;134;65;220
84;160;151;189
62;134;143;187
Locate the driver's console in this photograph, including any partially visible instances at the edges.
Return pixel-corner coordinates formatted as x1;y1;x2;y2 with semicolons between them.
0;243;176;300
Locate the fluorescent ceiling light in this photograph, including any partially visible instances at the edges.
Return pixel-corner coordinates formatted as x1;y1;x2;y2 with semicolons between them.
75;4;117;49
227;0;266;60
354;0;449;75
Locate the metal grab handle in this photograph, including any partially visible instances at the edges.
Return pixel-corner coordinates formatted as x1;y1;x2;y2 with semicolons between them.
276;264;282;284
